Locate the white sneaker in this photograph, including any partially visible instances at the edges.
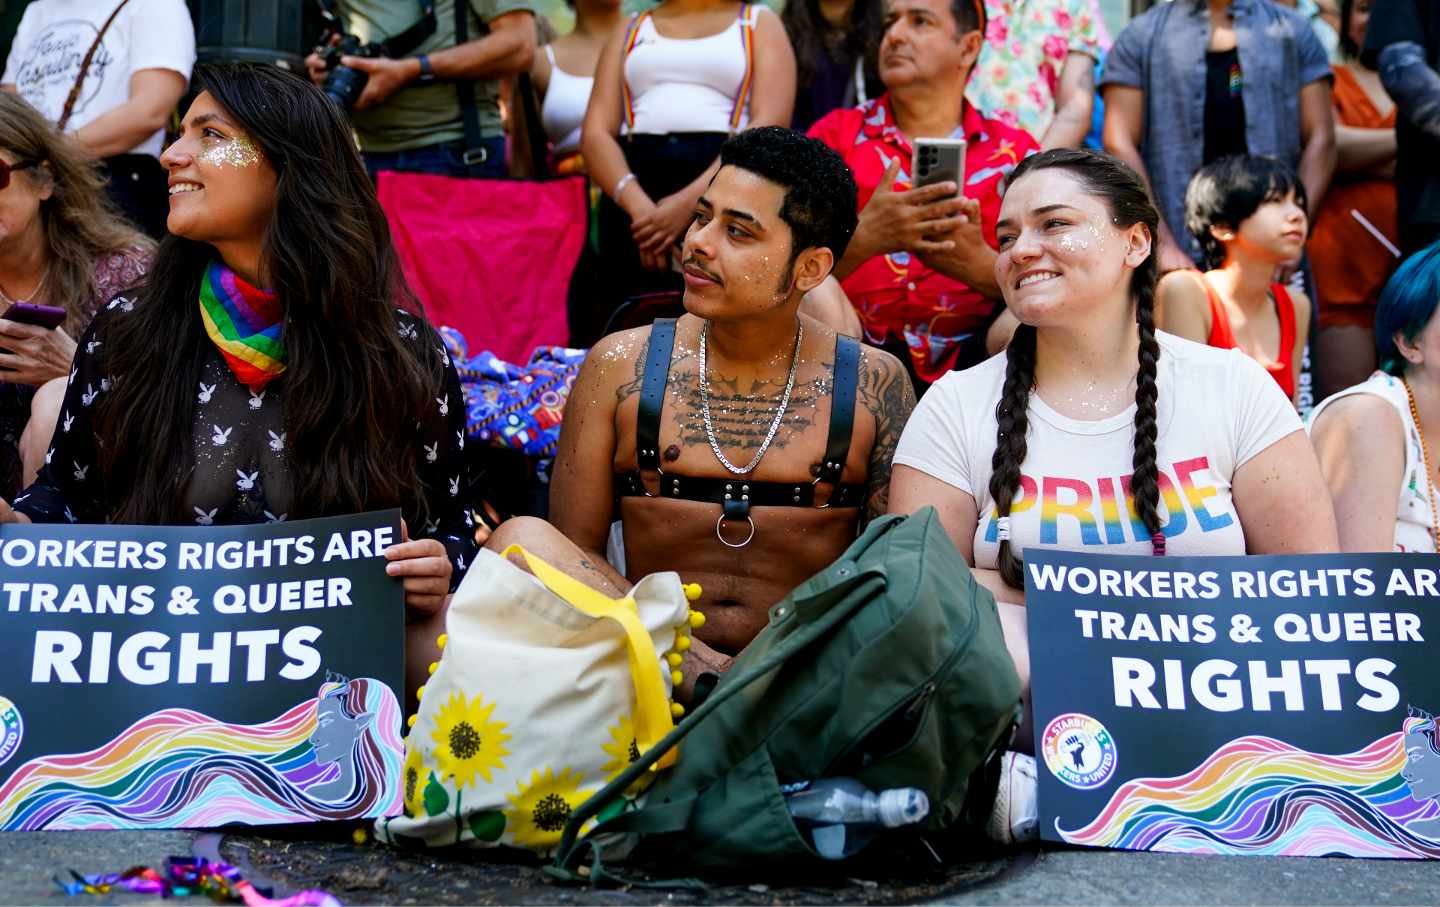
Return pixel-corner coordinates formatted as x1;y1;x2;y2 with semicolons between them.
985;751;1038;844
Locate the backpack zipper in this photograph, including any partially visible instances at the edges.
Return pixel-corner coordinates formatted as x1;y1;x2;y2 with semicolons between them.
904;681;937;721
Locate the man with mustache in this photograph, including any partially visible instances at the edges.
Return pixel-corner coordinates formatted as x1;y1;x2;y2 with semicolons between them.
486;126;914;696
808;0;1039;390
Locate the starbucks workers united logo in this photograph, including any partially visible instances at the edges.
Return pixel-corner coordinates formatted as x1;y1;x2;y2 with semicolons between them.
1042;712;1117;790
0;697;23;768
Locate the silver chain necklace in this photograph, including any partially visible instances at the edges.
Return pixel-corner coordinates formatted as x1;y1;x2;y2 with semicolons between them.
699;318;803;476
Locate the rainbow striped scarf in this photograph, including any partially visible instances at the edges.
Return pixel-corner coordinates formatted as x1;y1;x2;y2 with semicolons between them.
198;261;286;392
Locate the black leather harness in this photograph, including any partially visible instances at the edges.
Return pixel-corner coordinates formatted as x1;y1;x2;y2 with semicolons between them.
617;318;866;529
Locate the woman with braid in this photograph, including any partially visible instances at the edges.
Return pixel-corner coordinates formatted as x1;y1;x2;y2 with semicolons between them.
888;148;1337;843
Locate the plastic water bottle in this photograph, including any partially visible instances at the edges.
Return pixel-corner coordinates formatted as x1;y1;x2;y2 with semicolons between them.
783;777;930;859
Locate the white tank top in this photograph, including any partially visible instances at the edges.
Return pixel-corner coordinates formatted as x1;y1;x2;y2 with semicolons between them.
623;7;761;135
1308;371;1437;553
541;45;593;156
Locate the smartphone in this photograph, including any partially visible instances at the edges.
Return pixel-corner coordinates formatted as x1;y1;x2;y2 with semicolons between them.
912;138;967;194
3;302;66;329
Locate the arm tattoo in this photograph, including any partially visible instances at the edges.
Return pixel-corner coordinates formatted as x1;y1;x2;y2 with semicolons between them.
614;342;646;404
615;333;696;404
860;353;917;521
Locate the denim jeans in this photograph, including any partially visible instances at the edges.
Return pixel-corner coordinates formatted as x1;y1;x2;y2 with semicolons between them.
362;136;508;180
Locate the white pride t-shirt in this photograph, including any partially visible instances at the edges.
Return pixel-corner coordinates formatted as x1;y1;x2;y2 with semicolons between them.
893;332;1303;568
3;0;196;158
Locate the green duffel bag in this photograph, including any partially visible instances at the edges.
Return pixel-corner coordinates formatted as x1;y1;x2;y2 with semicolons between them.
549;506;1023;882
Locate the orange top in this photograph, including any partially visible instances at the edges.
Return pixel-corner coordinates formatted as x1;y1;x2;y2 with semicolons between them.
1201;274;1297;400
1333;64;1396;130
1308;64;1399;314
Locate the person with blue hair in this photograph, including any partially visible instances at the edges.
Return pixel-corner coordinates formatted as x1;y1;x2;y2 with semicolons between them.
1310;241;1440;551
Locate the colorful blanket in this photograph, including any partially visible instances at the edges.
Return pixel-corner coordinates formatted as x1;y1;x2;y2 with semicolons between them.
439;327;586;459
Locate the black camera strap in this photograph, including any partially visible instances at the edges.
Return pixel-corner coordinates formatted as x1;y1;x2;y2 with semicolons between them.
453;0;488;167
377;1;437;59
314;0;437;59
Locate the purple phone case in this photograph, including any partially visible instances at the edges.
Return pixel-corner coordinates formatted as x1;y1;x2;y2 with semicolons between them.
2;303;67;329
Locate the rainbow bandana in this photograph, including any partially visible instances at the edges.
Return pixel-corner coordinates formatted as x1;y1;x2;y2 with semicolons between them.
198;261;286;392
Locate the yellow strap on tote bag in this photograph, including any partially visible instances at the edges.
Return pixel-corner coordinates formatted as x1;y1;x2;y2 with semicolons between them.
377;543;699;852
500;545;680;771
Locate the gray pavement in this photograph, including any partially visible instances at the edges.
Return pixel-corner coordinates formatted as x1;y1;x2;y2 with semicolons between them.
3;830;1440;906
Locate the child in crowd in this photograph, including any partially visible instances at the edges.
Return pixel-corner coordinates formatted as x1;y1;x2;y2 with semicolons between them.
1155;155;1313;405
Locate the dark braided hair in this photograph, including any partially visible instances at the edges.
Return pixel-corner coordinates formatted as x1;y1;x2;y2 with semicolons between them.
989;149;1164;589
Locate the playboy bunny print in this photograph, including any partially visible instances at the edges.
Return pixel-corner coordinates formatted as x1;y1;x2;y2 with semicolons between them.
12;305;477;588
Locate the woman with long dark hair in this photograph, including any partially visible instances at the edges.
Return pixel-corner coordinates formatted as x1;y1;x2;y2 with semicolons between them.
780;0;883;133
887;149;1336;840
0;64;474;695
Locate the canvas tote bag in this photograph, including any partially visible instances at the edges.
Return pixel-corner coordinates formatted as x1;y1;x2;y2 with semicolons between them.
375;545;700;853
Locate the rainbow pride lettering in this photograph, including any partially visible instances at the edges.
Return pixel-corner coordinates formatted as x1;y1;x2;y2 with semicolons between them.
985;456;1233;545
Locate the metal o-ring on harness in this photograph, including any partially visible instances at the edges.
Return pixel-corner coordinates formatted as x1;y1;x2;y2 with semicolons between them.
715;513;757;548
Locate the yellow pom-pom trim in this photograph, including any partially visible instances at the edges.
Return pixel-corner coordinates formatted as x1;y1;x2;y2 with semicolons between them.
666;652;684;668
671;702;685;718
683;583;702;602
672;670;684;686
416;685;426;701
352;828;369;845
688;610;706;629
427;661;439;675
406;714;417;728
436;633;448;650
674;635;691;652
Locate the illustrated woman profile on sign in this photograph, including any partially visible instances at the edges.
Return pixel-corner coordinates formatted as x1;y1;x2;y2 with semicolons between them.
308;678;379;803
1403;708;1440;838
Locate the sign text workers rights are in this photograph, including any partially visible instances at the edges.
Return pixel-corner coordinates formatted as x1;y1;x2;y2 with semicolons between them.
0;511;406;830
1027;552;1440;858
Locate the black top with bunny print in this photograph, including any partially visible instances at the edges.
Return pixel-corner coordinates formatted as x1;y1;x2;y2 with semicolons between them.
10;296;478;589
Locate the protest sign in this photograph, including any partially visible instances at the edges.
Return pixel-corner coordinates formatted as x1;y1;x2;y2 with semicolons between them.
0;510;405;830
1027;550;1440;858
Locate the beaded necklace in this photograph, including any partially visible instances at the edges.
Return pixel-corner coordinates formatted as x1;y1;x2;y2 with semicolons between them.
1402;376;1440;550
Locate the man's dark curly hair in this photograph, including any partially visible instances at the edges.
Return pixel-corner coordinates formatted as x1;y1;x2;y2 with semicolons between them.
717;126;860;266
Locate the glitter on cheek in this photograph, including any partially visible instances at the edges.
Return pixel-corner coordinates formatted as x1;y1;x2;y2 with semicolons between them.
1085;222;1107;253
199;134;262;169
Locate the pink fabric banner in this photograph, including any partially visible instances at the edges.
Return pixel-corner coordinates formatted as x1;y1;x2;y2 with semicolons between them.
377;172;586;363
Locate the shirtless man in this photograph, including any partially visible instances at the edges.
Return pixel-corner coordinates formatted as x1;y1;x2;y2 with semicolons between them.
487;126;915;688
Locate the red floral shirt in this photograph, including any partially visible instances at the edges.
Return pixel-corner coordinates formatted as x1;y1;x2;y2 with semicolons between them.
808;95;1038;381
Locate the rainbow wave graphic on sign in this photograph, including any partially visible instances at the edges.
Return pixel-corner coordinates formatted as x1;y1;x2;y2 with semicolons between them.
0;679;402;830
1058;721;1440;858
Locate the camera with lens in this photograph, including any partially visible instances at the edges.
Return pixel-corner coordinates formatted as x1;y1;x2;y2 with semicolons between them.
312;0;437;114
317;33;380;112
